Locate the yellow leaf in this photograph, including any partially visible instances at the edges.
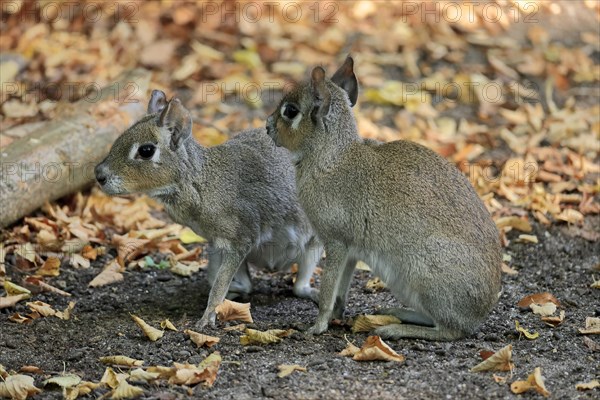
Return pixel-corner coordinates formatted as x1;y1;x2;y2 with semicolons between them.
168;352;222;387
495;216;533;233
0;374;41;400
515;320;539;339
352;314;401;333
36;257;61;276
510;367;550;397
130;314;164;341
517;234;538;244
170;261;204;276
184;329;220;348
215;299;253;323
277;364;307;378
4;281;31;296
556;209;584;224
239;328;295;346
99;356;144;368
233;49;262;69
89;260;124;287
64;381;100;400
179;228;206;244
160;319;178;331
576;380;600;390
352;336;405;363
470;344;514;372
197;352;222;388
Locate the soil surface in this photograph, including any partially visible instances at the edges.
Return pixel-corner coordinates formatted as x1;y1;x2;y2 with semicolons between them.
1;217;598;400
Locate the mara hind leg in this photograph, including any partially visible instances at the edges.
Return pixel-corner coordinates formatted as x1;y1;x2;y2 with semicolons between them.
374;323;466;341
378;308;435;327
332;258;357;320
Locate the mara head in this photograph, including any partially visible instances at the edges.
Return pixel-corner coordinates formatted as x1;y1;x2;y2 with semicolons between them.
95;90;193;197
266;56;359;154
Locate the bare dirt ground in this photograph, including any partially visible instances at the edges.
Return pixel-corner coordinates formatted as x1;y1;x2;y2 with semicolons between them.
1;217;599;399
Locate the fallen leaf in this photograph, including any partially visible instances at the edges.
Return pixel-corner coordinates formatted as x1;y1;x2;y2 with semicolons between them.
352;314;401;333
99;356;144;367
130;314;164;341
352;336;405;363
515;320;539;340
582;336;600;351
365;277;386;292
0;294;30;309
64;381;100;400
576;380;600;390
168;352;222;387
196;352;221;388
579;317;600;334
35;257;61;276
24;276;71;297
530;303;557;317
239;328;295;345
215;299;253;323
495;216;533;232
517;234;538;244
4;281;31;296
81;245;98;260
160;319;178;331
541;310;565;327
339;341;361;357
69;253;90;269
26;301;56;317
89;260;124;287
556;209;584;224
184;329;220;348
493;374;508;384
223;323;247;332
111;378;144;399
100;367;121;389
501;262;518;275
18;366;43;374
170;261;204;276
128;368;160;383
0;374;41;400
179;228;206;244
471;344;514;372
277;364;307;378
517;293;561;309
43;374;81;388
510;367;551;397
9;313;32;324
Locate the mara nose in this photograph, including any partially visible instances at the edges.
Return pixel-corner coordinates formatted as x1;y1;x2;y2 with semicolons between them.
95;163;108;186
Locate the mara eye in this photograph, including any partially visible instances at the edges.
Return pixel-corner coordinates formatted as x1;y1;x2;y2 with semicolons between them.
137;144;156;160
282;103;299;120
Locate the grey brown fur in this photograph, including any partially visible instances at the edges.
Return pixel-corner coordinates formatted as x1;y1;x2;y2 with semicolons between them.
95;91;321;328
266;57;502;341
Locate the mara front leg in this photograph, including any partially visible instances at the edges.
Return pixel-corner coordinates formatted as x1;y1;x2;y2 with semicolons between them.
197;242;247;329
307;240;349;335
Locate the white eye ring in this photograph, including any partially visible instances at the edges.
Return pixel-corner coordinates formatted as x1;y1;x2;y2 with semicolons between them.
280;103;302;129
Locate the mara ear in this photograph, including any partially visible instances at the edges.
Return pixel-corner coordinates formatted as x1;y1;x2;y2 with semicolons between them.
331;55;358;107
310;66;331;123
147;90;168;114
158;98;192;151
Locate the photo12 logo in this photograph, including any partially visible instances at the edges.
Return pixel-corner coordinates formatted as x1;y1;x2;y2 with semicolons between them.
198;1;339;23
1;1;139;23
400;1;539;24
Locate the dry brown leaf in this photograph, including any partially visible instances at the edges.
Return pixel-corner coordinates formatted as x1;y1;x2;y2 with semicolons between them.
0;374;41;400
89;260;124;287
36;257;61;276
576;380;600;390
99;356;144;367
223;323;247;332
168;352;222;387
239;328;295;346
517;234;538;244
129;368;160;383
26;301;56;317
160;319;178;331
530;302;557;317
352;314;401;333
130;314;164;341
365;277;386;292
495;216;533;233
19;366;43;374
111;378;144;399
100;367;121;389
215;299;253;323
0;293;30;309
24;276;71;297
43;374;81;388
556;209;584;224
277;364;307;378
339;342;361;357
471;345;514;372
352;336;405;363
69;253;90;269
184;329;220;348
64;381;101;400
9;313;32;324
541;310;565;327
582;336;600;351
579;317;600;335
501;263;518;275
517;293;561;309
510;367;551;397
81;245;98;260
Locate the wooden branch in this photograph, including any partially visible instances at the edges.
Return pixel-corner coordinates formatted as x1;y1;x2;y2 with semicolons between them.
0;69;151;227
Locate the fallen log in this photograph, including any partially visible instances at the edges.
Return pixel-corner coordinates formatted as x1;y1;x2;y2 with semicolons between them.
0;69;151;227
